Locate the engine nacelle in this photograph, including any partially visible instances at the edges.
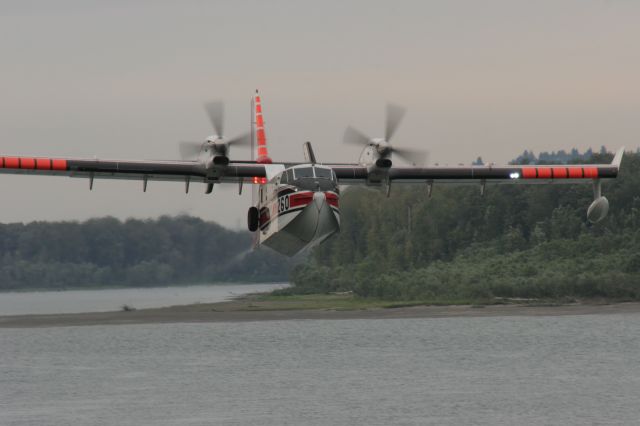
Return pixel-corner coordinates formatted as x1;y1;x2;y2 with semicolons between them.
366;161;392;185
587;196;609;223
375;158;392;168
213;156;229;166
358;144;393;185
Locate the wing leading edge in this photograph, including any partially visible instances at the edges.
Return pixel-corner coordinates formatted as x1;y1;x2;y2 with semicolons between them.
329;147;623;185
0;156;267;184
0;147;624;186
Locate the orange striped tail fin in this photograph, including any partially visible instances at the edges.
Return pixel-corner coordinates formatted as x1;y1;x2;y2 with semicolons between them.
253;90;272;164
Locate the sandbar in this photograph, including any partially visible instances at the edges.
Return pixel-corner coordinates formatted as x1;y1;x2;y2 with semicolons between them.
1;297;640;328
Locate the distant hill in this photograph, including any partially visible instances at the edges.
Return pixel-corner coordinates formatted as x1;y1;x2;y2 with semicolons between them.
0;216;293;291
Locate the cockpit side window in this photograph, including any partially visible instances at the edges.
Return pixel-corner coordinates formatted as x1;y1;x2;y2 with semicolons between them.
294;167;314;179
280;171;288;184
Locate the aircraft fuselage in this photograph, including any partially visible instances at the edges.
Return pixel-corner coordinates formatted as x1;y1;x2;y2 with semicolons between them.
255;164;340;256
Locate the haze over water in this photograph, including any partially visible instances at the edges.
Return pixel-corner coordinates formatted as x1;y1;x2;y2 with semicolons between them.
2;313;639;425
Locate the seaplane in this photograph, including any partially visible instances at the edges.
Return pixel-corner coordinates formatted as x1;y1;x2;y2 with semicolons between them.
0;91;624;256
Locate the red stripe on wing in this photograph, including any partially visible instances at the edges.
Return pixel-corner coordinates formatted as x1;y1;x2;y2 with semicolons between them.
0;157;68;171
4;157;19;168
552;167;567;178
36;158;51;170
568;167;583;178
537;167;552;179
52;159;68;171
522;167;537;179
583;167;598;178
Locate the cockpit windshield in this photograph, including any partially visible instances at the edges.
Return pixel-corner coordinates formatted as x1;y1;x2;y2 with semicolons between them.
284;166;337;190
285;166;338;191
293;167;314;179
291;166;335;180
314;167;333;179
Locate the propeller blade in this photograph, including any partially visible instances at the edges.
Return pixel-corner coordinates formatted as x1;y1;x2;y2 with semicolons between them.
179;141;204;160
391;146;429;166
385;103;406;142
204;101;224;137
226;132;251;147
343;126;371;146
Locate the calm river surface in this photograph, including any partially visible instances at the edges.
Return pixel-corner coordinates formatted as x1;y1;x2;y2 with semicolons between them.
1;313;640;425
0;283;288;316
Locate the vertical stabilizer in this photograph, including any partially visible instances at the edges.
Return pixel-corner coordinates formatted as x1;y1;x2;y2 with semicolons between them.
253;90;272;164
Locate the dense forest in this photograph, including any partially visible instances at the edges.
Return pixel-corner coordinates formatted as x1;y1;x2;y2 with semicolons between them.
0;216;293;290
290;148;640;302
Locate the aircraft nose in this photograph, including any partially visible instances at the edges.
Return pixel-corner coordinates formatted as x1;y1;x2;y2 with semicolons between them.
313;191;326;211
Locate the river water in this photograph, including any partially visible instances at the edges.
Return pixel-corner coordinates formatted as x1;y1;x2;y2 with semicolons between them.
0;283;288;316
1;312;639;425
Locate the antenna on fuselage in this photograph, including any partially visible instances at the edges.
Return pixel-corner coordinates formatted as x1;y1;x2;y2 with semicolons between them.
303;141;317;164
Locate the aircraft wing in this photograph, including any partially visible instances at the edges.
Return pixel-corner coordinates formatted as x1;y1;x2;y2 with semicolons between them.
328;147;624;185
0;155;267;184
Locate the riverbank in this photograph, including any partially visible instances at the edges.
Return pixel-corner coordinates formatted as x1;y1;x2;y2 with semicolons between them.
2;293;640;328
0;283;289;316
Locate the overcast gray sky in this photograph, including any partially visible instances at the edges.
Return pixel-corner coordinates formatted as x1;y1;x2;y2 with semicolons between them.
1;0;638;228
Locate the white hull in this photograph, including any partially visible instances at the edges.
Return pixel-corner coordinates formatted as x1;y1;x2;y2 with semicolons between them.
260;191;340;256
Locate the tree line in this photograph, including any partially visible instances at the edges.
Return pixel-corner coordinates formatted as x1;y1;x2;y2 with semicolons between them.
290;149;640;302
0;215;293;290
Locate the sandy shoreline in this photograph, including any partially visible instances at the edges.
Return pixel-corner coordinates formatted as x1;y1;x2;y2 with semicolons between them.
2;299;640;328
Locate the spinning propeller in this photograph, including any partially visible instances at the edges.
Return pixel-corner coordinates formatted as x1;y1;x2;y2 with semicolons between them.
179;101;250;161
343;103;428;165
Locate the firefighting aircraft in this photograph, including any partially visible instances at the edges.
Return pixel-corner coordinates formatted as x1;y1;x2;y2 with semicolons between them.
0;91;624;256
